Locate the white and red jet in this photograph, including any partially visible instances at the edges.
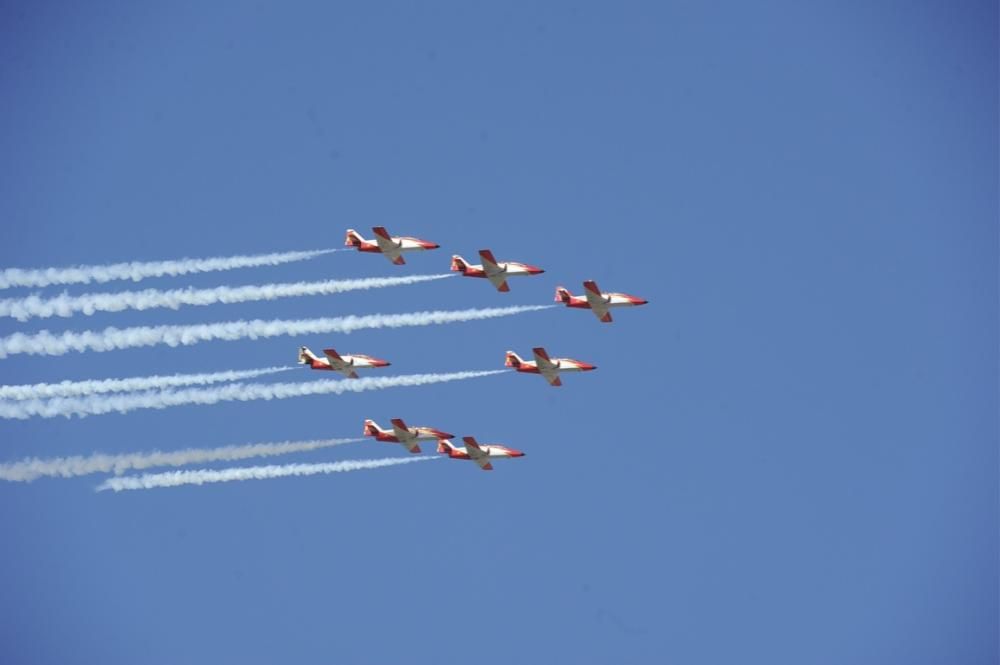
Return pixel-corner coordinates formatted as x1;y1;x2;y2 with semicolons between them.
363;418;455;454
344;226;440;265
505;347;597;387
555;280;648;322
298;346;391;379
437;436;525;471
450;249;545;292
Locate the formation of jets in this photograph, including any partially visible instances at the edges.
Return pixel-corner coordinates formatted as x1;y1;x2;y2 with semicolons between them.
312;226;649;469
363;418;523;470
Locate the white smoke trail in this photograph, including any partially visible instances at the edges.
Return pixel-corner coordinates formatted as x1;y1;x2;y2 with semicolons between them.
0;273;454;321
97;456;437;492
0;370;508;419
0;438;362;482
0;366;295;401
0;305;554;358
0;248;339;290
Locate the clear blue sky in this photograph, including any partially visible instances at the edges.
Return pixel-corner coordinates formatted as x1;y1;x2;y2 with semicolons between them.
0;3;996;663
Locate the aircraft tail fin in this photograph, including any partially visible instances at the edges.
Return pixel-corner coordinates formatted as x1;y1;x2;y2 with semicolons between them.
344;229;365;247
555;286;573;303
436;439;455;455
505;351;524;368
298;346;319;365
450;255;470;273
363;419;381;436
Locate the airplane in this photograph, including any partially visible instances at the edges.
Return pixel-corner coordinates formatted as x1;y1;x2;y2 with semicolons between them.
450;249;545;292
363;418;455;454
505;347;596;386
344;226;440;265
298;346;391;379
554;280;648;322
436;436;525;471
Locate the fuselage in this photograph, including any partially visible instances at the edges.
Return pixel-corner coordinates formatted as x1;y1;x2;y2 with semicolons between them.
564;292;648;309
307;354;390;371
354;236;439;253
512;358;596;373
364;422;453;443
453;260;544;278
442;444;525;459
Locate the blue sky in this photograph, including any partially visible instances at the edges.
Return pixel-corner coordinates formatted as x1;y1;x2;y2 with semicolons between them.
0;2;996;663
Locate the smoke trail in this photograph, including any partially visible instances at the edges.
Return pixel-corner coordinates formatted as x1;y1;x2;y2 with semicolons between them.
0;366;295;401
0;248;339;290
0;273;454;321
0;370;508;419
97;456;437;492
0;438;362;482
0;305;554;358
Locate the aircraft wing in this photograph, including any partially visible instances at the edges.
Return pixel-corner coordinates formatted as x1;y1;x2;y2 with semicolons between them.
373;226;405;265
462;437;494;471
532;347;558;371
479;250;509;291
323;349;358;378
583;281;612;322
531;348;562;386
390;418;413;441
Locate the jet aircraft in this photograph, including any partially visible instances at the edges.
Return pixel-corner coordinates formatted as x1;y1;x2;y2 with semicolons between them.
505;347;596;386
450;249;544;292
298;346;391;379
345;226;440;265
437;437;525;471
363;418;455;454
554;280;648;322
